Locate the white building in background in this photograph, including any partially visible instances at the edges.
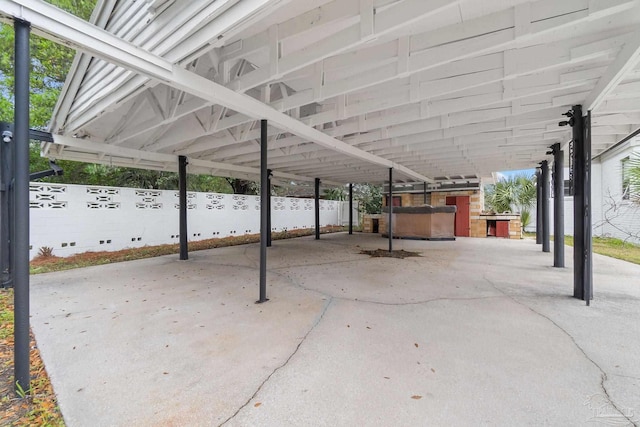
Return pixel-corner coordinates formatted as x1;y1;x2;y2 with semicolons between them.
529;136;640;245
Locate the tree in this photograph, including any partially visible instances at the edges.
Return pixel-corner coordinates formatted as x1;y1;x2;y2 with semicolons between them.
323;186;347;200
225;178;258;195
485;174;536;230
1;1;99;180
0;1;96;127
626;156;640;202
353;183;382;214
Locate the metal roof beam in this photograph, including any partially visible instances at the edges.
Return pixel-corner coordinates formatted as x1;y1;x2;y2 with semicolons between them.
585;27;640;111
45;134;342;185
0;0;432;183
107;0;635;150
162;37;616;154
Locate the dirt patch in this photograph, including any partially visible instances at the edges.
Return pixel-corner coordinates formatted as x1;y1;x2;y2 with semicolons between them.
359;249;421;259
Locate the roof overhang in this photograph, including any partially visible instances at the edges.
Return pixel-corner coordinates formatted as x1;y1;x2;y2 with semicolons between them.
2;0;640;185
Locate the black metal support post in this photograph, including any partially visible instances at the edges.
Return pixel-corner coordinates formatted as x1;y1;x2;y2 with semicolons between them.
348;183;353;235
423;182;427;204
257;119;269;303
267;169;272;247
572;106;585;299
552;143;565;267
315;178;320;240
0;122;13;289
13;19;30;395
541;160;550;253
178;155;188;260
568;105;592;303
536;170;542;245
585;110;593;304
388;168;393;252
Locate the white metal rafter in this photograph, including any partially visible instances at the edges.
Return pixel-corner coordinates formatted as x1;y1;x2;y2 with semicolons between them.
0;0;433;184
3;0;640;184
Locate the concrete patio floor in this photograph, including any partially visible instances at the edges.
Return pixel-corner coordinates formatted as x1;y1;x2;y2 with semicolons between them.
30;233;640;426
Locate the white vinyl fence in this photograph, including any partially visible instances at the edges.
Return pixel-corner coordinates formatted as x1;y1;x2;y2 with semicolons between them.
29;182;357;260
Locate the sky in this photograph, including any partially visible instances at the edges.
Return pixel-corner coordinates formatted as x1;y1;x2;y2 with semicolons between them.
495;168;536;181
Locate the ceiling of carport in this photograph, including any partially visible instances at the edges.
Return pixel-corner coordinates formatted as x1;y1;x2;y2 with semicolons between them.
3;0;640;186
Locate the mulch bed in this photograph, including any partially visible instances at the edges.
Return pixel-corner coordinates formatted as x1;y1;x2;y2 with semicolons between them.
359;249;422;259
30;226;346;274
1;289;64;426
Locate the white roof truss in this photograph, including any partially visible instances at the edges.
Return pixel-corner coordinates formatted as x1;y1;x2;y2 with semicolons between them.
2;0;640;185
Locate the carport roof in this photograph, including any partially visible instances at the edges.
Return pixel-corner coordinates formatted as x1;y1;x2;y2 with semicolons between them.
4;0;640;185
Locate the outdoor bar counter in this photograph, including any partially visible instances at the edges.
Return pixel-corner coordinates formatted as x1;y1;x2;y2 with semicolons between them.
382;205;456;240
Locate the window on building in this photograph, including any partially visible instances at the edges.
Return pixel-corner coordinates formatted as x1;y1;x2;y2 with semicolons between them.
622;157;631;200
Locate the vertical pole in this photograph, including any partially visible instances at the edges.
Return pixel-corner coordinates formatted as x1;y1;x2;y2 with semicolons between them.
553;143;565;267
13;19;30;395
257;119;268;303
266;169;272;247
584;110;593;304
423;182;427;204
388;168;393;252
536;171;542;244
572;105;585;300
315;178;320;240
541;160;550;253
348;183;353;235
0;122;12;288
178;155;188;260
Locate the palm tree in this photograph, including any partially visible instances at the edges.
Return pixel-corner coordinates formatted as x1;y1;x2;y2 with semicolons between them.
627;156;640;202
485;174;537;231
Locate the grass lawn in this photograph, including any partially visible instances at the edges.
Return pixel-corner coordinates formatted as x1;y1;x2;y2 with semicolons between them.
564;235;640;265
524;232;640;265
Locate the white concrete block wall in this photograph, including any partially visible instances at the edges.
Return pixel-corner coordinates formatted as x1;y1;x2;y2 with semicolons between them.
29;183;351;259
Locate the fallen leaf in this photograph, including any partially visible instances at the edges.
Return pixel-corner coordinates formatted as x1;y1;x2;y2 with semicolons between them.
431;368;436;373
411;395;422;400
254;402;262;407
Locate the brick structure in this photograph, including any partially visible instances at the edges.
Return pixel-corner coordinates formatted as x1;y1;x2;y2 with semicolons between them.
367;187;522;240
431;189;485;237
362;214;383;233
382;192;429;207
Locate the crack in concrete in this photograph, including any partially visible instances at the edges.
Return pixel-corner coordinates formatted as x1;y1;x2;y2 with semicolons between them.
271;267;506;306
484;275;639;427
612;373;640;381
341;295;506;306
218;297;334;427
269;257;379;270
177;245;638;425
